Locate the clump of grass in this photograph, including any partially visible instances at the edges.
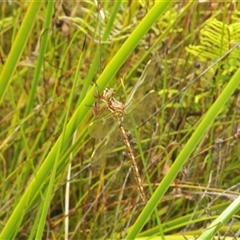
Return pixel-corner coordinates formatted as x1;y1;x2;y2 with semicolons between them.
1;1;240;240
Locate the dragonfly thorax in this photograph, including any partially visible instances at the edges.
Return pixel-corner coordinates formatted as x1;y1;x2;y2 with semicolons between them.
107;97;126;118
102;88;116;102
100;88;126;118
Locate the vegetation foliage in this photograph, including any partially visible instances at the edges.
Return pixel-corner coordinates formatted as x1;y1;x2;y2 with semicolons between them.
0;1;240;239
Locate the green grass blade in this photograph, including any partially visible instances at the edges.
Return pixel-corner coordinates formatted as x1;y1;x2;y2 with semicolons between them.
0;1;170;239
126;64;240;238
94;1;171;93
76;1;122;106
0;2;41;104
198;196;240;239
24;2;54;116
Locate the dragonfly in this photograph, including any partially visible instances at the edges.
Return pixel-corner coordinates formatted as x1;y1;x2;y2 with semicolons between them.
89;60;157;202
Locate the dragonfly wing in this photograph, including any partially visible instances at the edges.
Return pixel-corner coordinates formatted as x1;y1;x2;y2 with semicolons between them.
90;127;122;166
88;115;116;139
89;114;123;165
124;90;158;128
